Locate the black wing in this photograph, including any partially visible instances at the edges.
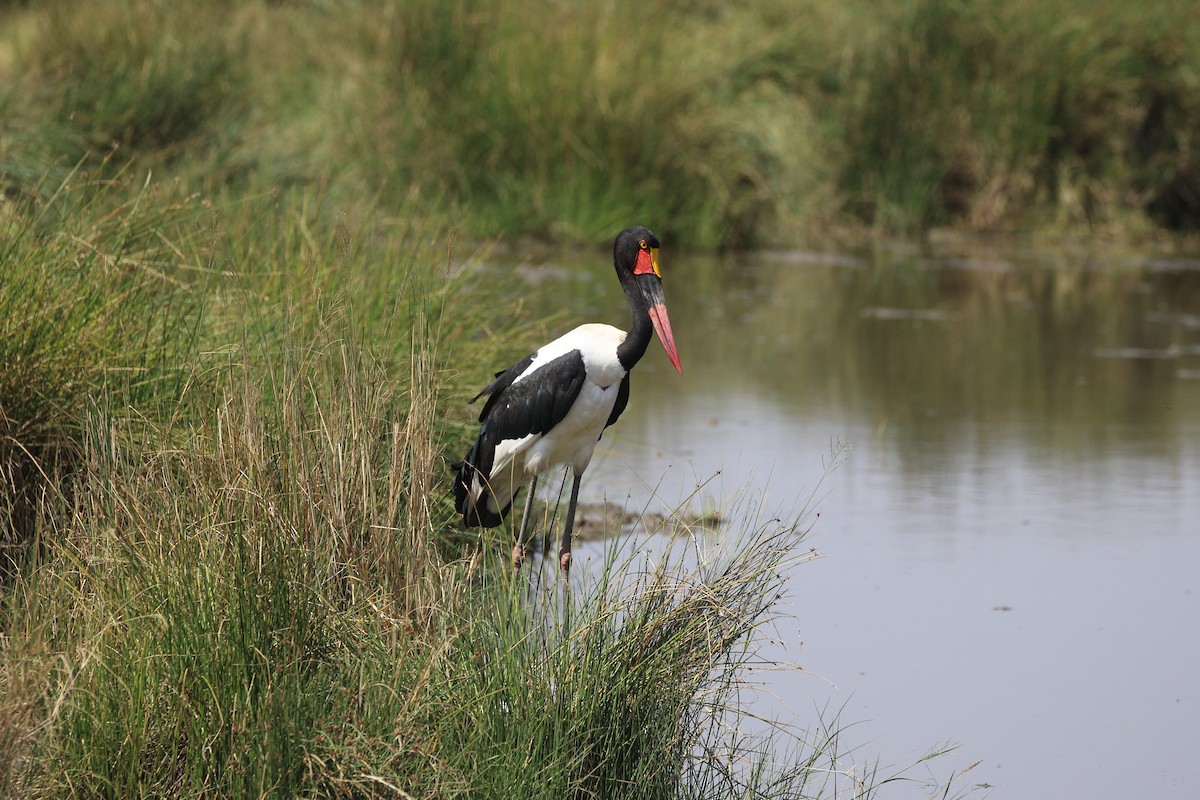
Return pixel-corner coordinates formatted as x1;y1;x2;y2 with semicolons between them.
477;350;586;439
453;349;587;527
470;353;534;421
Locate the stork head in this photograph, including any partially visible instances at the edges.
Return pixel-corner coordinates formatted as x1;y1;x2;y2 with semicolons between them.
614;226;681;373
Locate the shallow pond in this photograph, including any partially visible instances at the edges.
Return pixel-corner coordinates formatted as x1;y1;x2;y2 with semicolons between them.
482;238;1200;799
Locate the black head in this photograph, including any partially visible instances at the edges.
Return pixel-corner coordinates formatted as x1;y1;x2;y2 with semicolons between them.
611;225;680;373
613;226;662;275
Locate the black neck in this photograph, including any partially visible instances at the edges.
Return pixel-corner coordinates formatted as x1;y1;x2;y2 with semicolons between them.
615;269;652;371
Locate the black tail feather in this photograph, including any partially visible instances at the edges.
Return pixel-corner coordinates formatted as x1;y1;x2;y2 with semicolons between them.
452;438;510;528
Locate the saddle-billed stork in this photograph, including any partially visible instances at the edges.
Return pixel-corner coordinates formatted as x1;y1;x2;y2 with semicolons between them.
452;226;681;573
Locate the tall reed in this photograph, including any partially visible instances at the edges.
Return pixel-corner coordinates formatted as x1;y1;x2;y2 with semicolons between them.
0;167;203;577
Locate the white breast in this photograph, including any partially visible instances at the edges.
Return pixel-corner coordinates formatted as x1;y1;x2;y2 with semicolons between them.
500;323;629;477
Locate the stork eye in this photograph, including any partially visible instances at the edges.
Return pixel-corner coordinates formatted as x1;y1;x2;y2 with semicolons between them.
639;240;649;250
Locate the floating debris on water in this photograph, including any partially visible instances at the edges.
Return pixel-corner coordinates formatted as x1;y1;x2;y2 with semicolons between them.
861;307;960;322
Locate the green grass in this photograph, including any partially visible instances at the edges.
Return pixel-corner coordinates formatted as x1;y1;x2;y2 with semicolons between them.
4;0;1197;246
0;165;203;572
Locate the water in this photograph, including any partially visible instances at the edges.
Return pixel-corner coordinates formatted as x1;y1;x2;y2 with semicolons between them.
496;239;1200;799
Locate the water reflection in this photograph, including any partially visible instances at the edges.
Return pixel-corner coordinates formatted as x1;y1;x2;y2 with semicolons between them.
500;240;1200;799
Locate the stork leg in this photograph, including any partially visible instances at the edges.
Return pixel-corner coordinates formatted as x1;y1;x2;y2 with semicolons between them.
558;472;583;573
512;475;539;569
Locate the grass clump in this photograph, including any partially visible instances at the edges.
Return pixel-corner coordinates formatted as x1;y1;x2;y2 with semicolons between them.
6;363;437;797
0;168;202;575
429;525;827;799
